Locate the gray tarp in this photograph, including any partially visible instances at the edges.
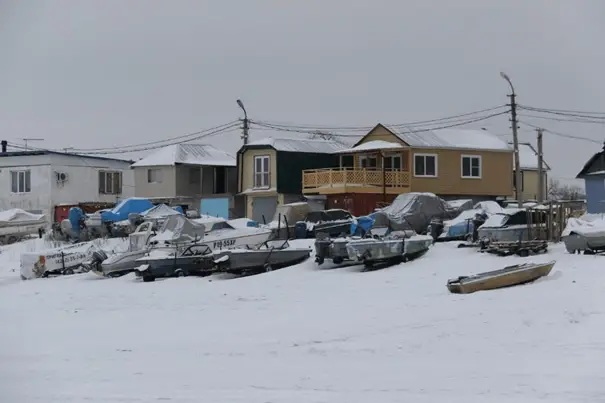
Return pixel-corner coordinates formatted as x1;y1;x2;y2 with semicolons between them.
151;215;206;244
372;192;458;233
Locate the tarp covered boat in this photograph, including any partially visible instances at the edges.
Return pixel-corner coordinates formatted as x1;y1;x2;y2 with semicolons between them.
0;208;46;244
561;214;605;254
372;192;459;234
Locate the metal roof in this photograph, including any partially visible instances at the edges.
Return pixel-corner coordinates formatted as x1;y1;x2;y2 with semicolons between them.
0;150;133;163
242;137;347;154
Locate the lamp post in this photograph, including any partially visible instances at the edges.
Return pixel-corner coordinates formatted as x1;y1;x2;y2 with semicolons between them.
236;99;249;145
500;72;523;206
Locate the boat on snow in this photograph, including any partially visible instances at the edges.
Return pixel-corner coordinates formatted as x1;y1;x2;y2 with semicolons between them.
446;260;556;294
90;214;272;278
346;228;433;267
0;208;46;245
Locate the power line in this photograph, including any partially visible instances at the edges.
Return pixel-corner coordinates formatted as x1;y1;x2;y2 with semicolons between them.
518;104;605;116
69;120;240;152
251;105;509;132
252;111;510;137
7;125;241;155
518;113;605;124
520;121;603;144
518;105;605;120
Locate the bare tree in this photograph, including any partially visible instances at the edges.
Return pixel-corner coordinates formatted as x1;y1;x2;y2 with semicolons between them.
548;178;585;200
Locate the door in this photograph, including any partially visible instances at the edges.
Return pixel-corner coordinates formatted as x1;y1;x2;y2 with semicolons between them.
251;196;278;224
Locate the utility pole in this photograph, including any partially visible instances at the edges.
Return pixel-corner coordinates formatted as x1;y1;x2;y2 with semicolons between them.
500;72;523;206
236;99;249;145
536;127;544;202
22;138;44;151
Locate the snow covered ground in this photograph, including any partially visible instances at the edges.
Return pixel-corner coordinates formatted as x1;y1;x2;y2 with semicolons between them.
1;238;604;402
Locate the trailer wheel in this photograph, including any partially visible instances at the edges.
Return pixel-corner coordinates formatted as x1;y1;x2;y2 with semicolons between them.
142;275;155;282
264;264;273;272
517;249;529;257
175;269;187;277
63;268;74;275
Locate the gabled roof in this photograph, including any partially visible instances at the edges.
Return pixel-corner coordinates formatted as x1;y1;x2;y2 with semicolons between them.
509;142;551;171
240;137;347;154
356;124;511;152
576;144;605;178
131;144;236;168
0;150;133;164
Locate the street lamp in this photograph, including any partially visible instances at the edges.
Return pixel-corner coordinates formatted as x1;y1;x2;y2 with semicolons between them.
500;71;523;206
236;99;249;145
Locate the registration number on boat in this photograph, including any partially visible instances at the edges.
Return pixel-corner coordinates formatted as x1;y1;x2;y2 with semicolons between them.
213;239;236;249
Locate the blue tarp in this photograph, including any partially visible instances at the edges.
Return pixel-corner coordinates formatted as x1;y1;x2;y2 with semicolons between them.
68;207;86;235
100;198;153;223
350;213;376;236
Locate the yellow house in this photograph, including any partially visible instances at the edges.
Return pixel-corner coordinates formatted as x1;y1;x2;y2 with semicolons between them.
302;124;514;216
513;142;550;201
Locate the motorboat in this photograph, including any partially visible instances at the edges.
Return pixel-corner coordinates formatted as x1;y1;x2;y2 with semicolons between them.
0;208;46;245
134;244;216;282
192;215;273;250
446;260;556;294
561;214;605;254
300;209;354;238
314;233;359;265
477;208;547;243
346;228;433;267
88;221;156;277
212;240;311;275
20;242;97;280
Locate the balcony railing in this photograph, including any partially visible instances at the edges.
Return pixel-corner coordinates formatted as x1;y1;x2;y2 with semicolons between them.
302;167;410;190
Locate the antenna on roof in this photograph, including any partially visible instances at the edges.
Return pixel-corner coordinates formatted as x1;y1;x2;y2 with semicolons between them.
21;138;44;151
310;130;334;141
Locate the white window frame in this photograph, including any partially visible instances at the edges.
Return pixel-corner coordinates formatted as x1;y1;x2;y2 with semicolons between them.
254;155;270;189
99;171;122;195
10;170;31;193
413;153;438;177
461;155;482;179
147;168;163;184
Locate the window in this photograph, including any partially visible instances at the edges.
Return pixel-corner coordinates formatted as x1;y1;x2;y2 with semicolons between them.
414;154;437;177
384;154;402;170
189;167;201;185
359;155;378;169
147;168;162;184
340;155;354;168
461;155;482;178
99;171;122;194
254;156;270;188
10;170;31;193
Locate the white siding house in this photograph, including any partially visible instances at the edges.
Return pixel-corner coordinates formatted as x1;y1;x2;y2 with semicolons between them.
0;149;134;222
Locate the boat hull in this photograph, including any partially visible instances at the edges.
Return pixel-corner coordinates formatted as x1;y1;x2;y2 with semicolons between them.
314;237;354;265
447;261;556;294
214;248;311;274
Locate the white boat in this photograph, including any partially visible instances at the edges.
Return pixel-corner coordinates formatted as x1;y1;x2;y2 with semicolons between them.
0;208;46;244
20;241;96;280
92;215;272;277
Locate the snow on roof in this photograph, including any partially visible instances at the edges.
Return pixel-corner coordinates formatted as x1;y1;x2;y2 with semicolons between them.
131;144;236;168
337;140;404;154
244;137;347;154
385;126;511;152
512;142;551;171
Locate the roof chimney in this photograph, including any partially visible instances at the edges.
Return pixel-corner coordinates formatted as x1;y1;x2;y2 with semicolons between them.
1;140;7;153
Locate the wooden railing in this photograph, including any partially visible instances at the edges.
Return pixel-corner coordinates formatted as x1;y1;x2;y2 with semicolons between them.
302;168;410;189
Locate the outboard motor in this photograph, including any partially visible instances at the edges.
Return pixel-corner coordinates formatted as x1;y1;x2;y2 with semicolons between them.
68;207;86;239
429;217;444;240
471;212;488;242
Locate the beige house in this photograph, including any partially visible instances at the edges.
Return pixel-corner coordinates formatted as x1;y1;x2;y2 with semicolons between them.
302;124;514;216
131;143;239;217
512;142;550;201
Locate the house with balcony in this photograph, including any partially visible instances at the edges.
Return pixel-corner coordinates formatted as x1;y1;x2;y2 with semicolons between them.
237;137;344;223
512;142;550;202
302;124;514;216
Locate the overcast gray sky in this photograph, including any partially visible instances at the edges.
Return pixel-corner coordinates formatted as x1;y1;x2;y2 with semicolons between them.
1;0;604;185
